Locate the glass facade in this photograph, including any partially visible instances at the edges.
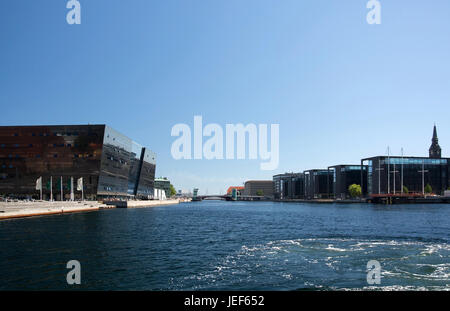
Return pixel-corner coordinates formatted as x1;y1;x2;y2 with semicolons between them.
0;125;156;200
328;165;368;199
0;125;105;200
304;169;332;199
97;126;156;198
273;173;304;200
362;156;449;195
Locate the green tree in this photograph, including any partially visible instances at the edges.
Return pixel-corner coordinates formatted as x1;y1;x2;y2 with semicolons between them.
424;184;432;194
256;190;264;196
169;184;176;197
348;184;362;198
402;186;409;194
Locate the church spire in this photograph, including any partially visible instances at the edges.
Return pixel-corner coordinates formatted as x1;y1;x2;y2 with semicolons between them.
433;124;438;141
429;124;442;158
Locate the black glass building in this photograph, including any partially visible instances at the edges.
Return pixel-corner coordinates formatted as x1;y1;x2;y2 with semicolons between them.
328;165;368;199
0;125;156;200
361;156;449;196
304;169;332;199
273;173;304;200
361;126;449;196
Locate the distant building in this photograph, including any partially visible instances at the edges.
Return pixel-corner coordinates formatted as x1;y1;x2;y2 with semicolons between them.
243;180;274;197
154;177;171;198
362;125;449;196
273;173;304;200
226;186;244;195
304;169;332;199
0;125;156;200
176;189;193;197
361;156;449;195
328;165;367;199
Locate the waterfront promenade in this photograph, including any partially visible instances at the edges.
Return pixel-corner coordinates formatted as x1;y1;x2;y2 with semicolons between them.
0;199;180;220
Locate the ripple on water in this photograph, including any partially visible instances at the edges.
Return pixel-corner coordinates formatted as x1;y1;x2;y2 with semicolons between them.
169;238;450;290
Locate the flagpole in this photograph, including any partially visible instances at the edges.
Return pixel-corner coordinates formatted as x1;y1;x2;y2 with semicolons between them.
387;146;390;194
40;177;42;201
70;177;74;201
60;176;63;201
401;148;404;195
50;176;53;202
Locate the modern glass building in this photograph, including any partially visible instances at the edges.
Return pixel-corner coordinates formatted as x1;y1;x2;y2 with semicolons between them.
273;173;304;200
304;169;332;199
328;165;368;199
0;125;156;200
361;156;449;196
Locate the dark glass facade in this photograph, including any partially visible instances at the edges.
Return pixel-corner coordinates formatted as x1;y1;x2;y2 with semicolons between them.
273;173;304;200
0;125;156;200
361;156;449;195
304;169;332;199
328;165;368;199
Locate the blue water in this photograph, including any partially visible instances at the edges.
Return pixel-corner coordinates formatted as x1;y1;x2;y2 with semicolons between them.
0;201;449;290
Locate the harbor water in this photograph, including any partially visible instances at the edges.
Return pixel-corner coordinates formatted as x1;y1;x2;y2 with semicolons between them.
0;201;449;290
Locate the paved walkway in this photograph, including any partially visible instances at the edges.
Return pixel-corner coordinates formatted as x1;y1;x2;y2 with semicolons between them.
0;201;109;220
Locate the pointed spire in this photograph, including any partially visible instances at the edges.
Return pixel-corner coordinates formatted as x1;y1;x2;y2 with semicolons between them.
429;124;441;158
432;124;438;142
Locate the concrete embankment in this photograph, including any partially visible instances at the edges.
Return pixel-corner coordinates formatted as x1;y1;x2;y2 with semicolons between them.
104;199;180;208
0;201;110;220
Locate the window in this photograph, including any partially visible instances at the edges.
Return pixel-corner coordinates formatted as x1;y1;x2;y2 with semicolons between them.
36;154;41;158
53;154;58;158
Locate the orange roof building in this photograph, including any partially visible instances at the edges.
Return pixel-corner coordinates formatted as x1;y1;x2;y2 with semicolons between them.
226;186;244;195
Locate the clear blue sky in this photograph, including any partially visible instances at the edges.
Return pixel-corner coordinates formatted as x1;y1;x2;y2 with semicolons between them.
1;1;449;194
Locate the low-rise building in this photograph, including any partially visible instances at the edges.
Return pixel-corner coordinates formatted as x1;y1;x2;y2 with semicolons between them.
243;180;274;197
154;177;171;198
328;165;368;199
361;156;449;195
273;173;304;200
226;186;244;196
304;169;332;199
